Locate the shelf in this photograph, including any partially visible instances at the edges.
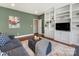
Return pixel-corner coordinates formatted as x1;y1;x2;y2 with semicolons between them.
56;16;70;20
55;20;70;22
56;14;70;18
72;16;79;18
72;16;79;19
72;21;79;23
72;17;79;22
57;11;70;15
72;8;79;12
56;10;70;15
72;3;79;12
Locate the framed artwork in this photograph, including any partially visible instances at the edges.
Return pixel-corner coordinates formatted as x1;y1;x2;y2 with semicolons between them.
8;16;20;28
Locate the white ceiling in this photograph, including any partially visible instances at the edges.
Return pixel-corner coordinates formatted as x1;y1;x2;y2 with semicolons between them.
0;3;69;15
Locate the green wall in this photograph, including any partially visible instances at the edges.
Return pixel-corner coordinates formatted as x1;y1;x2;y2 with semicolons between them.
38;14;44;34
0;6;37;35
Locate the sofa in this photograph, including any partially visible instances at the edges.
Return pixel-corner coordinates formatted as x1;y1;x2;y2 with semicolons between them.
0;35;29;56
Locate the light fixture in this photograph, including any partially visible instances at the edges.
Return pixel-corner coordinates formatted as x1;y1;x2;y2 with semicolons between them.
11;3;15;7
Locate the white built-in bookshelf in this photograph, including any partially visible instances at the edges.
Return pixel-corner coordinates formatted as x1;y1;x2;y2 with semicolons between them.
70;3;79;45
44;3;79;45
44;8;55;38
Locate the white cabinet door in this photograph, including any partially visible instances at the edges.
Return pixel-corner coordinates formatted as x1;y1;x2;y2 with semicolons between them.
70;31;79;45
49;29;54;38
61;32;70;43
55;31;70;44
55;31;61;41
44;27;50;37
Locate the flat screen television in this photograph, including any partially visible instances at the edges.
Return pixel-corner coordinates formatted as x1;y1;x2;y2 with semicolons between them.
56;22;70;31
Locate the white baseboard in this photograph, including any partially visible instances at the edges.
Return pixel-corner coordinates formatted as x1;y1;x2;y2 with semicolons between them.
15;33;34;38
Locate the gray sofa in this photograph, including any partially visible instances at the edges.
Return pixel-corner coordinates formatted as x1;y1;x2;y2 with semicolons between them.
0;36;29;56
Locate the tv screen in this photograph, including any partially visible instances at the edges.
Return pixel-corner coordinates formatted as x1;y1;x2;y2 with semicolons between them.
56;22;70;31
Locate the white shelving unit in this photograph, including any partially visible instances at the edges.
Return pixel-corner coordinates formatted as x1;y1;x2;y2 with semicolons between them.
44;4;71;44
70;3;79;45
44;3;79;45
44;11;50;37
72;4;79;23
49;8;55;38
55;5;70;23
55;5;71;43
44;8;55;38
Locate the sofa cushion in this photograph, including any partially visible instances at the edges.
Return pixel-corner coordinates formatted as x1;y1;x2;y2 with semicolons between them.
46;42;52;55
0;39;22;52
6;46;29;56
0;35;11;47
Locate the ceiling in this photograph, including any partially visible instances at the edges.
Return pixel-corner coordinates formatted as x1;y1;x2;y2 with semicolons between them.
0;3;69;15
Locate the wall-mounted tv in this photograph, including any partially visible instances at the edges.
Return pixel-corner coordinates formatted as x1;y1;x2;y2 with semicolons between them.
56;22;70;31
